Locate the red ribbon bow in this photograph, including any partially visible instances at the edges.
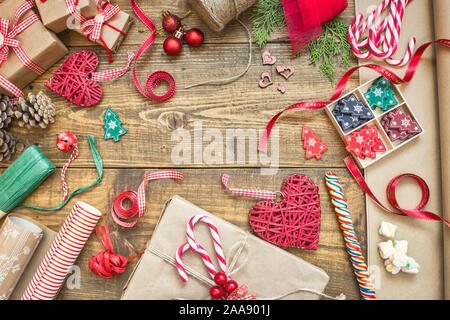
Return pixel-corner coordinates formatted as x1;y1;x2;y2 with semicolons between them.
0;0;45;100
0;19;21;64
226;285;257;300
81;1;120;41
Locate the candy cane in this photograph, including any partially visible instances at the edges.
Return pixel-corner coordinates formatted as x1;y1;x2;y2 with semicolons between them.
348;0;415;67
187;215;227;272
175;215;227;282
325;173;376;300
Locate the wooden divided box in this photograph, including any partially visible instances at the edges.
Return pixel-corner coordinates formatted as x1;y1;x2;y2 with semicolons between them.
325;77;424;168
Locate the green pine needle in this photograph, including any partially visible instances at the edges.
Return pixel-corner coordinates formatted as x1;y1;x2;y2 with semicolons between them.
250;0;285;47
251;0;354;84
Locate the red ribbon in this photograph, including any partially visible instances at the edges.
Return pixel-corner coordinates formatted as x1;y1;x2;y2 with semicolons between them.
258;39;450;152
130;0;176;101
282;0;348;54
89;225;143;278
110;170;184;228
344;156;450;227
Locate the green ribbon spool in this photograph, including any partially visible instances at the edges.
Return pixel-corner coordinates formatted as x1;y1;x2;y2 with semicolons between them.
0;135;103;216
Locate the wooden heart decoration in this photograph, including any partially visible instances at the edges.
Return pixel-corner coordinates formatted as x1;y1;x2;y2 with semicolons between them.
249;174;321;250
276;65;295;80
45;50;103;107
261;51;276;65
258;72;273;88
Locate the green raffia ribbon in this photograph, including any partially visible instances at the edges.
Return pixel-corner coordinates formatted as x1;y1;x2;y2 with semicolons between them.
11;135;102;212
0;145;55;218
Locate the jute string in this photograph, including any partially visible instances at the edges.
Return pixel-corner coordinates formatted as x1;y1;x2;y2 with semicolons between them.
146;233;345;300
185;0;255;89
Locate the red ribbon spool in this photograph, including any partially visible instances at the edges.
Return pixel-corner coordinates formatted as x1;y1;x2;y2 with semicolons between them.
111;191;139;227
345;155;450;227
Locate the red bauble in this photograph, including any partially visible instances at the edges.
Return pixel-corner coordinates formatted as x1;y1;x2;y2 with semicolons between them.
163;36;182;55
185;28;204;47
56;131;77;153
210;286;225;300
214;272;227;286
162;12;181;34
225;280;238;293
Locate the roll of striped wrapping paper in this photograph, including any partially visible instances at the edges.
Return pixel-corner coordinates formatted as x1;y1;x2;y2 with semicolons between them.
21;201;102;300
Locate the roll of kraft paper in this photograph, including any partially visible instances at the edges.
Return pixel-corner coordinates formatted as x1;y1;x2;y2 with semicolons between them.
21;201;102;300
0;146;55;219
0;216;43;300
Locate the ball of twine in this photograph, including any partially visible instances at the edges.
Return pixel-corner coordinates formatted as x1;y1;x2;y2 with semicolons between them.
188;0;258;32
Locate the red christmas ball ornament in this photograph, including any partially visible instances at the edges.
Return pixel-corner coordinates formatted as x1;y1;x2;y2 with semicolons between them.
210;285;225;300
163;28;183;56
56;131;77;153
185;28;204;47
161;11;181;34
214;272;227;286
225;280;238;293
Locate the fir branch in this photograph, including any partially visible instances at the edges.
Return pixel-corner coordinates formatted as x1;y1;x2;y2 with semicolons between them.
296;17;355;84
251;0;285;47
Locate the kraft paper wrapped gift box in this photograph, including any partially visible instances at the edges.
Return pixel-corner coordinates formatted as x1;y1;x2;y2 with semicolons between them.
35;0;98;33
122;196;331;300
0;0;68;96
73;8;133;54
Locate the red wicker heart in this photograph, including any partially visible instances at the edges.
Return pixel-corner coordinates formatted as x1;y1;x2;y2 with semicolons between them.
249;174;321;250
45;50;103;107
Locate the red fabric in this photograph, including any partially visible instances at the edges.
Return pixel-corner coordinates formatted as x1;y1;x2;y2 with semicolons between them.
258;39;450;152
282;0;348;54
344;156;450;227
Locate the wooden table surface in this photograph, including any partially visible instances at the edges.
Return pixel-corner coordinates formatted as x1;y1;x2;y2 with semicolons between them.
1;0;367;300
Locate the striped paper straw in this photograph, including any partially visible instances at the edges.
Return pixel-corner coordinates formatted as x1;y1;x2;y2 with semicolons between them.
21;201;102;300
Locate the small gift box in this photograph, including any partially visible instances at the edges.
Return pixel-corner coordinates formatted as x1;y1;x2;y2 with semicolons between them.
122;196;332;300
73;1;133;62
325;76;424;168
35;0;98;33
0;0;68;97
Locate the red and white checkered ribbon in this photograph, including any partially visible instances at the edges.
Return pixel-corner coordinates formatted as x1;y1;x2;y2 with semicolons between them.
90;51;135;82
81;0;120;42
221;173;278;200
22;201;102;300
112;170;183;228
176;215;227;282
60;144;79;201
0;0;45;99
348;0;416;67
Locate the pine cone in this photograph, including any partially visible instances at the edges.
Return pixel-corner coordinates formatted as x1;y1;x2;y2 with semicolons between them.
0;129;16;162
15;91;56;129
0;94;14;130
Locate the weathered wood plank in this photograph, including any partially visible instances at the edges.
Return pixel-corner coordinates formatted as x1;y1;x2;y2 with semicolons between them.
7;167;365;300
5;42;358;168
60;0;356;46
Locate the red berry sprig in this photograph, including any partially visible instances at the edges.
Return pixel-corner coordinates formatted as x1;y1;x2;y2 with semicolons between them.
210;272;239;300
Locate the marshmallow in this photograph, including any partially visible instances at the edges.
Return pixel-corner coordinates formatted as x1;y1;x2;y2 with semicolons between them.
378;221;398;239
378;240;396;260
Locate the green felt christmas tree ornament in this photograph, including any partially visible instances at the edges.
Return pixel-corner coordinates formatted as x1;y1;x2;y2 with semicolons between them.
104;107;127;142
364;76;398;111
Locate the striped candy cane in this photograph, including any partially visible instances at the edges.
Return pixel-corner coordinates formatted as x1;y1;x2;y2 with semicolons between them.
176;215;227;282
325;173;376;300
348;0;415;67
60;144;78;201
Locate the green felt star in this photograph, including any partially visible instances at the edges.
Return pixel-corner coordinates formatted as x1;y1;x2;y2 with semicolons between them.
364;76;398;111
104;107;127;142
